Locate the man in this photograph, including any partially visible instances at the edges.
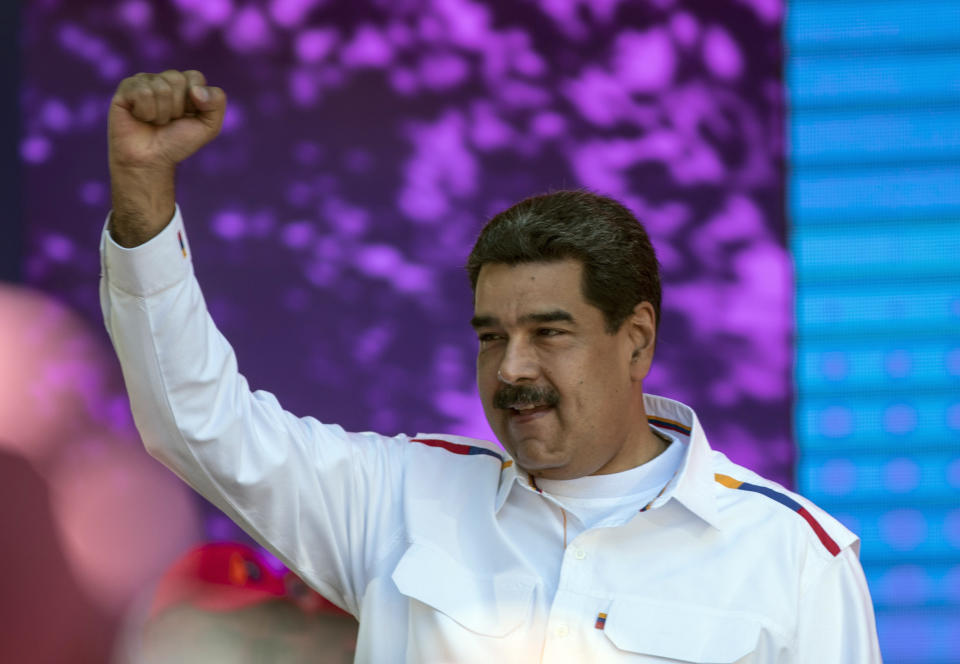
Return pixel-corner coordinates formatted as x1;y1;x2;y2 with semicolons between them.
102;70;882;662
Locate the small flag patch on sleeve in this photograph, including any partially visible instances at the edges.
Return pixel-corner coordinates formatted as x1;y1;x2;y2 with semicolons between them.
595;612;607;629
178;230;187;258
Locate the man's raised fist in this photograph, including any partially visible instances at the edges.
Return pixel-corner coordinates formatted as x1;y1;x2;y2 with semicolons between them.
108;70;226;172
107;70;226;247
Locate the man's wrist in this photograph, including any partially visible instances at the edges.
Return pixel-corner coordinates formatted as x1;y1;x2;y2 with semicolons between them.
109;164;177;247
102;204;192;297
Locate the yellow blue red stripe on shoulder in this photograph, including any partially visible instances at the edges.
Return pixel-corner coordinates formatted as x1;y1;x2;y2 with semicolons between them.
647;416;691;436
715;474;841;556
410;438;504;463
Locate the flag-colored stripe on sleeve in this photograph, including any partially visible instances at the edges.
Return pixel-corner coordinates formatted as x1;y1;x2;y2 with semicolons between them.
410;438;503;462
714;474;841;556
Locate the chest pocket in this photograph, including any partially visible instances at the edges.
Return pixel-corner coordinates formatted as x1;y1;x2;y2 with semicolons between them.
603;598;764;663
391;542;535;637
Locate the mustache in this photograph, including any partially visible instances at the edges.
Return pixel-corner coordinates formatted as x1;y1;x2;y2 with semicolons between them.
493;384;560;410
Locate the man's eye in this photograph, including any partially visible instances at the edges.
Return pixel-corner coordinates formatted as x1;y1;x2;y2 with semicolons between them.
537;328;563;337
478;333;503;343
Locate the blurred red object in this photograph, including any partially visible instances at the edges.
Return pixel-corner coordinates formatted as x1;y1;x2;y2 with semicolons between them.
149;541;350;617
123;542;357;663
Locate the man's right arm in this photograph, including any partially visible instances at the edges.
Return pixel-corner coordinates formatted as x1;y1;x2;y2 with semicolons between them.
101;72;407;616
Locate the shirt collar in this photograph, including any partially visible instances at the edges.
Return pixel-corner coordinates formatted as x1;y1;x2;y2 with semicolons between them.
495;458;523;514
493;394;723;530
641;394;722;530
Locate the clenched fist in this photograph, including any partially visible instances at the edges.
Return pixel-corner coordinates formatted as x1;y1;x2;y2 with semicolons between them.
108;70;226;247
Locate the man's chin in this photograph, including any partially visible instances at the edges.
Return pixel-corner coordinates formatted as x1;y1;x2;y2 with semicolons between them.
508;439;569;476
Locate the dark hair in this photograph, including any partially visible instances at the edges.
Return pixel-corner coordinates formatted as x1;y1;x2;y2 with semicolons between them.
466;190;661;334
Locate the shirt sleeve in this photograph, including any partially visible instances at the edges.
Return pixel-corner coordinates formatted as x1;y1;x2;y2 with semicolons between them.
795;544;883;662
99;207;406;617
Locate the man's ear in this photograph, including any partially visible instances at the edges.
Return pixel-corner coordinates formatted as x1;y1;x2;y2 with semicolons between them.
627;301;656;381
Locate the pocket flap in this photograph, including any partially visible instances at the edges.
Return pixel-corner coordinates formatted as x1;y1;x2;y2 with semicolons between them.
604;598;762;663
391;542;534;637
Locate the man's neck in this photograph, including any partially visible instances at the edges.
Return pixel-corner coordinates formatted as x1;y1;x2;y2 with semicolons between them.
588;422;667;476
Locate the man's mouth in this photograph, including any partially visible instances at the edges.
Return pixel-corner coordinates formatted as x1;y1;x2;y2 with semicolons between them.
507;403;554;419
510;403;548;412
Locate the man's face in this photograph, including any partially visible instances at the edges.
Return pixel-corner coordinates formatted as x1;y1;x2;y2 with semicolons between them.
472;259;654;480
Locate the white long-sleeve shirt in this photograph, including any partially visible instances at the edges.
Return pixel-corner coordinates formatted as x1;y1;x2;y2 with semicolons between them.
100;207;882;663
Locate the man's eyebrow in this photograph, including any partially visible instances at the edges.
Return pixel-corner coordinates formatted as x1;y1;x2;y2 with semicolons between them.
470;310;575;329
470;315;498;330
521;310;575;325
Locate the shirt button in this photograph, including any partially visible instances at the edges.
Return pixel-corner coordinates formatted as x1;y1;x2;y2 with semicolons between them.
555;624;569;638
572;548;586;560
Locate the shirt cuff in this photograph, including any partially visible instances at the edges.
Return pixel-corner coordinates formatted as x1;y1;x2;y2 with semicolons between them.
101;205;193;296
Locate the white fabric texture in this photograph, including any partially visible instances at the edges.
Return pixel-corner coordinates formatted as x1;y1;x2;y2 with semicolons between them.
100;207;883;663
537;432;685;532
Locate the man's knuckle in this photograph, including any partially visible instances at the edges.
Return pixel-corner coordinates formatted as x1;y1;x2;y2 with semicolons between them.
161;69;187;86
132;85;152;101
153;78;173;94
118;75;141;93
183;69;207;85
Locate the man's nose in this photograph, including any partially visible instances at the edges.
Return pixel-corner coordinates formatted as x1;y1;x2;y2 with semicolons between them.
497;339;539;384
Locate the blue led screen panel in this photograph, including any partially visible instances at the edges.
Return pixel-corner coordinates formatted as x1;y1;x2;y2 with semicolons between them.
788;2;960;662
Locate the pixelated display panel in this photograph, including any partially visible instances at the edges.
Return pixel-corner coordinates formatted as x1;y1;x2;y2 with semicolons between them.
788;2;960;662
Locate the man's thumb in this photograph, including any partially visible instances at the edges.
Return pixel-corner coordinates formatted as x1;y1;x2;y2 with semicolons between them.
189;85;224;112
188;85;226;133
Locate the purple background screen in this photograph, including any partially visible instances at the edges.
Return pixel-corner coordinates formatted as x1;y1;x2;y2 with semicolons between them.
22;0;790;500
